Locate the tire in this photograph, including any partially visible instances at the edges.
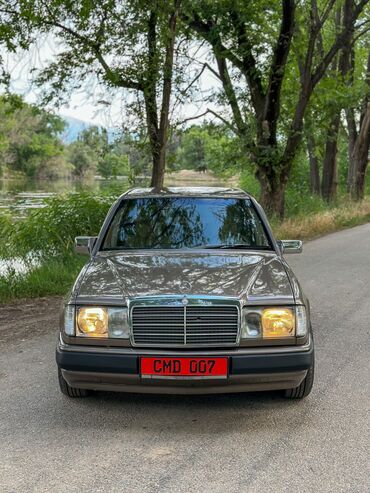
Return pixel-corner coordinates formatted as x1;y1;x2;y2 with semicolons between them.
58;368;90;398
283;362;314;399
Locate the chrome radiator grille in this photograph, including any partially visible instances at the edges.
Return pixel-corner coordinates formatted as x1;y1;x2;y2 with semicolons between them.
131;303;239;347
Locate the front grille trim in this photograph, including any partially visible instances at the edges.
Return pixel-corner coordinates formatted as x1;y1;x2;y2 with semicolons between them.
130;297;240;348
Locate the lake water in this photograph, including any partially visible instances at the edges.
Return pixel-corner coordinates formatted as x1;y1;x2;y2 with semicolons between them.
0;177;129;218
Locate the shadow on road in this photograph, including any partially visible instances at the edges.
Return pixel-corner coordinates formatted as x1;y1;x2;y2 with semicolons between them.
47;388;308;436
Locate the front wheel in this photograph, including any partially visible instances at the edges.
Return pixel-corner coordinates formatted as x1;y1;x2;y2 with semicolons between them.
58;368;90;398
283;363;314;399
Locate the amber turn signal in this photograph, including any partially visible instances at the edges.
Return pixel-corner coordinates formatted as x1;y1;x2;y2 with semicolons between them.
261;308;295;338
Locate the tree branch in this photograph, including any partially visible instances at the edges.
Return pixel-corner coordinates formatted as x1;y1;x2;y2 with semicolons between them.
177;108;237;131
40;0;141;90
144;9;160;164
213;51;250;138
182;12;246;75
282;0;367;173
312;0;369;87
181;11;252;138
228;9;265;116
158;0;182;141
317;0;337;30
311;0;325;58
201;62;222;81
351;25;370;45
179;62;208;96
263;0;296;145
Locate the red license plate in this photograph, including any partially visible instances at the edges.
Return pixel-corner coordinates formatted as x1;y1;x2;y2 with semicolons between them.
141;357;228;378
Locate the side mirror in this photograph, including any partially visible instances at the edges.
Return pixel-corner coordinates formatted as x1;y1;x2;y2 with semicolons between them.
75;236;97;255
278;239;303;254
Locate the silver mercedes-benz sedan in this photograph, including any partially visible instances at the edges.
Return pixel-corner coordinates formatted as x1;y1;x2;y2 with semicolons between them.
56;187;314;399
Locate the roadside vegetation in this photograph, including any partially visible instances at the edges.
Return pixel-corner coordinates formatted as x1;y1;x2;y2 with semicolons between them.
0;193;114;303
274;198;370;240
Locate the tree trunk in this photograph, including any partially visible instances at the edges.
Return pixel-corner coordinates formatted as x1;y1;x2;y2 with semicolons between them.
149;0;181;189
321;113;340;202
345;49;357;191
256;165;286;219
144;11;161;188
346;106;358;191
350;103;370;200
306;133;320;194
349;53;370;198
150;145;166;188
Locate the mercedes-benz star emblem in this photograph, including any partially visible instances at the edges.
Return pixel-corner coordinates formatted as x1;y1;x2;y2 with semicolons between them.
182;296;189;306
181;281;192;293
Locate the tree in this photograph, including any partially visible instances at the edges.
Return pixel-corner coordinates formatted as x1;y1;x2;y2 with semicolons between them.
0;0;183;188
67;140;96;178
98;152;130;179
177;126;207;171
111;132;152;178
304;122;321;195
302;5;369;202
0;93;68;178
79;127;109;160
174;123;246;175
347;52;370;200
318;0;369;202
183;0;368;217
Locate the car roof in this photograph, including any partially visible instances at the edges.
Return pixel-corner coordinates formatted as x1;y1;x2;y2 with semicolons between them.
121;187;251;199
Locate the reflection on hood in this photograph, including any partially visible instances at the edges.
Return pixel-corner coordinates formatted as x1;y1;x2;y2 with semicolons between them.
75;251;294;304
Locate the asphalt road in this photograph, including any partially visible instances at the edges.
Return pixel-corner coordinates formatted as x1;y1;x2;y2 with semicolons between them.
0;224;369;493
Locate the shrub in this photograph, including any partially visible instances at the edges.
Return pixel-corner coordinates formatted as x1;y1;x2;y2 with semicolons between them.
0;191;119;261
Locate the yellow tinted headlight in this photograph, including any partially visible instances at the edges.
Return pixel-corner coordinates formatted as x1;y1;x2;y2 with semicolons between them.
261;308;295;338
77;307;108;337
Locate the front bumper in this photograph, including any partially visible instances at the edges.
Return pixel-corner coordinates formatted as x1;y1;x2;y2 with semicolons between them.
56;337;314;394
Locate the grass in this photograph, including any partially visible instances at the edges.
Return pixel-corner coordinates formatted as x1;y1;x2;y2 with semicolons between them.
273;198;370;240
0;191;116;304
0;255;86;303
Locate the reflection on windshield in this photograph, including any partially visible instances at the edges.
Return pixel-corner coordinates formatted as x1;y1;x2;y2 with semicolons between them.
102;197;271;250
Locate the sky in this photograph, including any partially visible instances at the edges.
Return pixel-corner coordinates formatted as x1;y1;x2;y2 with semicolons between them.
4;40;128;127
2;37;221;129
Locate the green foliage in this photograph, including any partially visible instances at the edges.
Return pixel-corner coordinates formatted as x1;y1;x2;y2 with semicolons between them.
0;94;69;178
0;192;119;262
111;133;152;179
79;126;109;155
66;126;111;178
174;124;248;176
0;0;368;215
0;255;86;303
239;170;260;197
0;190;120;302
67;127;138;180
98;152;130;179
0;0;191;191
67;140;97;178
176;126;207;171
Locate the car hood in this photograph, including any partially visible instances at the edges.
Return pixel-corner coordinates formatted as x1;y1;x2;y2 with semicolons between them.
74;251;294;305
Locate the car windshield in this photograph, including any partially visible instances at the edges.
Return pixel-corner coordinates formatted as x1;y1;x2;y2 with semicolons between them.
101;196;272;250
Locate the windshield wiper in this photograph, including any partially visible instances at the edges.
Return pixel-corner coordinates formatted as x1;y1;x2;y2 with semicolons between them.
193;243;270;250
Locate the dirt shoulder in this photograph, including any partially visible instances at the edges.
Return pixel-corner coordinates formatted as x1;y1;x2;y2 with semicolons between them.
0;296;62;347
